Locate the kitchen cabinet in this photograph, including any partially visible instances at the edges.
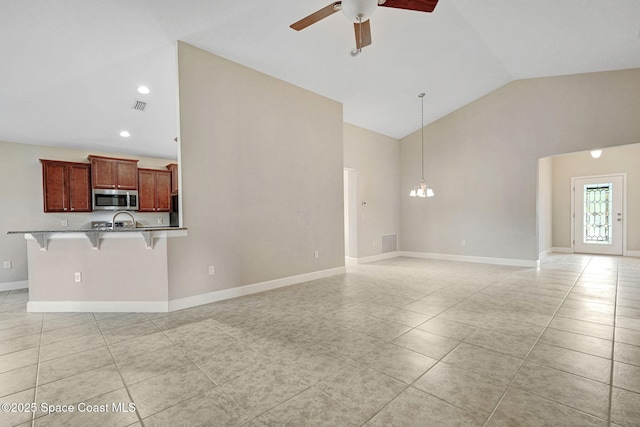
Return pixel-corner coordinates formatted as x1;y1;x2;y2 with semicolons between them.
88;155;138;190
40;160;92;213
138;168;171;212
165;163;179;194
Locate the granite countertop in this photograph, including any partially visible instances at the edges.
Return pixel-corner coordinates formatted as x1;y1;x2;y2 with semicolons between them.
8;227;187;234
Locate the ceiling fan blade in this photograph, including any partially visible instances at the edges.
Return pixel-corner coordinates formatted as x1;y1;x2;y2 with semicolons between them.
379;0;439;13
354;20;372;49
290;2;342;31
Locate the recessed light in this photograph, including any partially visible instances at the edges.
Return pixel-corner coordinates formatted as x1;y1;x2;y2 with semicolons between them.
120;131;131;138
137;86;150;94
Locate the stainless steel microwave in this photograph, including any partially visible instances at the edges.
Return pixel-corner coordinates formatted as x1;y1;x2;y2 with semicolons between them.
92;189;138;211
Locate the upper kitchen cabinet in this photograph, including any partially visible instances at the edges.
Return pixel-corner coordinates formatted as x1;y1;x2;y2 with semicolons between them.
138;168;171;212
88;155;139;190
165;163;179;194
40;160;92;213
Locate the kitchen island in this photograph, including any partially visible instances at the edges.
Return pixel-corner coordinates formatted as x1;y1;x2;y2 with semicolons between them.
8;227;187;312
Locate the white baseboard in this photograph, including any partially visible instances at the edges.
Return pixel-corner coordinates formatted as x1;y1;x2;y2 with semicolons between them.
27;300;169;313
552;247;573;253
168;266;346;312
539;248;553;258
0;280;28;292
24;267;346;313
352;251;400;264
399;251;539;268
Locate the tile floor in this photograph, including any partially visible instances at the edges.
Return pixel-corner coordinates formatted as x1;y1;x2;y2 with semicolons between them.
1;254;639;426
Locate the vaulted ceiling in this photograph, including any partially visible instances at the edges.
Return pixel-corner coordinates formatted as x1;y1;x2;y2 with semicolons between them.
1;0;639;159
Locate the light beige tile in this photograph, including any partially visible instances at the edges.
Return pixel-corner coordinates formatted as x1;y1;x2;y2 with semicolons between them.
612;361;640;393
414;362;507;418
417;317;477;341
538;328;611;359
392;328;460;360
527;342;611;384
0;364;37;398
0;347;39;374
370;386;482;427
42;313;95;332
107;331;174;360
36;365;124;410
512;362;610;419
38;346;114;385
464;329;535;359
96;313;149;331
614;341;640;366
610;387;640;427
0;322;42;342
40;323;101;346
616;327;640;346
488;387;606;426
39;332;106;362
556;306;614;325
101;320;161;344
142;387;250;427
220;364;310;418
257;388;365;427
128;362;216;418
314;363;406;419
0;333;40;356
442;343;523;383
548;317;613;340
114;344;190;385
34;388;138;427
354;342;438;384
0;388;36;426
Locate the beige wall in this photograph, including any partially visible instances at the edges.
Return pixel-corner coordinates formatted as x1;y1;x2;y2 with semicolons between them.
551;143;640;251
27;237;169;302
343;123;400;259
167;42;344;300
538;157;553;255
0;139;175;287
400;68;640;262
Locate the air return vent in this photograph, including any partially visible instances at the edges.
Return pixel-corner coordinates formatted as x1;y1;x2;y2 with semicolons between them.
381;234;397;253
132;100;147;111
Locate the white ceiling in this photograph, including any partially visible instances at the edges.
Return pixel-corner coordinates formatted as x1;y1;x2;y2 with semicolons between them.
1;0;639;159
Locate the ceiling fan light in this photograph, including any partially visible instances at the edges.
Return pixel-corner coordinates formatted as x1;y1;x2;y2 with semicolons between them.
341;0;378;22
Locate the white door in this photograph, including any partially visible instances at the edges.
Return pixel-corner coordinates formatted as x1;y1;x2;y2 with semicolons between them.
573;175;624;255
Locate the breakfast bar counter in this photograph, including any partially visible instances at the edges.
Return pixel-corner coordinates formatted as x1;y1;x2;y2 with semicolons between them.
7;227;188;312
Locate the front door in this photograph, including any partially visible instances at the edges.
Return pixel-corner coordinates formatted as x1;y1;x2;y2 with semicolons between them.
573;175;624;255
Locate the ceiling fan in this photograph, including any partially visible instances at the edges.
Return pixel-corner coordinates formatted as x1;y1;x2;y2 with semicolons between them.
290;0;439;56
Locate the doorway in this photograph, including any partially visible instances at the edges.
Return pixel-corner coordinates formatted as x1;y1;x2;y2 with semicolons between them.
572;174;625;255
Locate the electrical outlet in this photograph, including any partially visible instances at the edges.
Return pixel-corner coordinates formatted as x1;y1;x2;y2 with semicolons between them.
74;272;82;283
461;240;466;246
208;266;215;275
314;251;319;259
3;261;11;269
157;217;163;225
61;219;68;227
